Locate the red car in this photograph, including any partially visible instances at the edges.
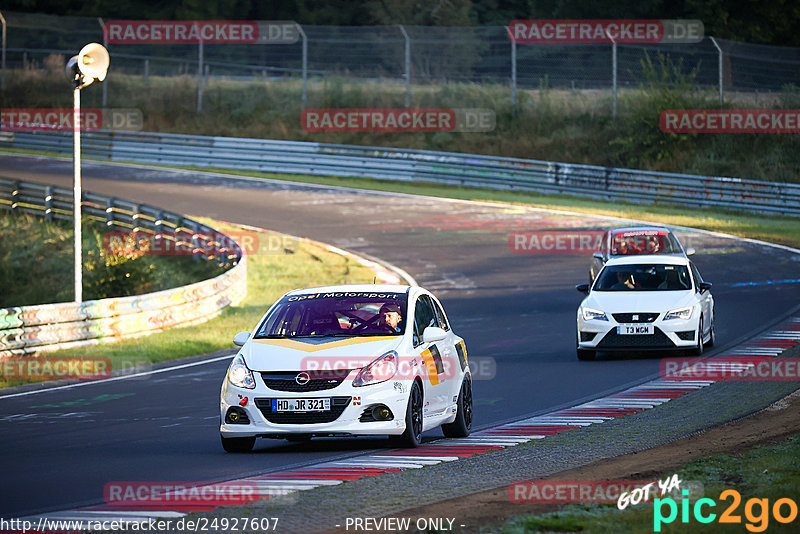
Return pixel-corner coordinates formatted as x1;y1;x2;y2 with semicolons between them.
589;226;694;281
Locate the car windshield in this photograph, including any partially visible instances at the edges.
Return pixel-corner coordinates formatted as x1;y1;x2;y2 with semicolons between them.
594;264;692;291
254;291;408;338
610;230;682;255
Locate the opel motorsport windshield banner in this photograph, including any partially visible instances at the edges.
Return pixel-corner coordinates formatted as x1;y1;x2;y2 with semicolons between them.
509;19;704;43
104;20;299;44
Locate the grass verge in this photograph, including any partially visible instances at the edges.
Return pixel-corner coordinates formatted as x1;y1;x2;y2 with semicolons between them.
0;211;226;307
494;433;800;533
0;219;378;388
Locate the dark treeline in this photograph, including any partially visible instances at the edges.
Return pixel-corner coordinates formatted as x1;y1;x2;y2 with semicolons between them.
4;0;800;46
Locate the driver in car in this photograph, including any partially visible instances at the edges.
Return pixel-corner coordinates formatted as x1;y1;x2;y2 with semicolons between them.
377;303;403;333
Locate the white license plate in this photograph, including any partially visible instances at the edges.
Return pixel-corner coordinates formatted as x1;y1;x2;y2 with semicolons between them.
617;324;654;335
272;398;331;412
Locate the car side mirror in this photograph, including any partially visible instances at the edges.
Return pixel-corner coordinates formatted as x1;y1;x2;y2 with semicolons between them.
422;326;447;344
685;247;696;256
699;281;712;293
592;252;604;260
233;331;251;347
576;283;590;295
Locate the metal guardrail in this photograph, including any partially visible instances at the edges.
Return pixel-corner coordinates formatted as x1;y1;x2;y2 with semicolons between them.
0;178;247;356
3;130;800;216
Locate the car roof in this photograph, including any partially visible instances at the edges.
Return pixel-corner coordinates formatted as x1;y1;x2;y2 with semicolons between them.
285;284;413;296
609;225;673;234
604;254;690;267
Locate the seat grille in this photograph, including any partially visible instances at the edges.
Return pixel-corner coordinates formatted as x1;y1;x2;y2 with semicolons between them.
612;312;659;323
597;327;675;348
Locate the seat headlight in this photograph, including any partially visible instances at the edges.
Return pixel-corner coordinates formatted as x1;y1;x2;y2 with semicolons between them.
353;351;398;387
581;307;608;321
227;353;256;389
664;306;693;321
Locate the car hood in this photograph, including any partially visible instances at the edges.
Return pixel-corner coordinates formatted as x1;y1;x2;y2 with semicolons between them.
241;335;403;372
583;290;695;315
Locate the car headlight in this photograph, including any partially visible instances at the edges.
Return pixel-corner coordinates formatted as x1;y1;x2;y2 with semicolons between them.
581;307;608;321
664;306;693;321
227;353;256;389
353;351;398;387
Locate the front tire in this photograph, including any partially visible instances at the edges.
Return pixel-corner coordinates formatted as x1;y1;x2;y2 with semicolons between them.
690;316;705;356
706;316;715;348
442;375;473;438
394;381;423;448
221;435;255;453
576;332;595;361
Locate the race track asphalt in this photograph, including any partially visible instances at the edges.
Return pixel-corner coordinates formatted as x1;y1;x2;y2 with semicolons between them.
1;154;799;517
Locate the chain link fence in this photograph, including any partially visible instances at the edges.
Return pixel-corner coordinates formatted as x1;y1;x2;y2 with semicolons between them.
2;10;800;112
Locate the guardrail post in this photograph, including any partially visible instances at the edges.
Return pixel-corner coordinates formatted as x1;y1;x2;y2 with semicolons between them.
155;210;164;237
105;198;114;228
10;180;19;213
45;186;53;221
132;203;140;232
398;25;410;108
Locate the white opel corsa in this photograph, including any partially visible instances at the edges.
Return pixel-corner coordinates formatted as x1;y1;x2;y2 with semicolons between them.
220;284;472;452
575;255;714;361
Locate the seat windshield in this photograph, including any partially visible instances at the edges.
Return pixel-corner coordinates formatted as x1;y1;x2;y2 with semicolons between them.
610;230;682;255
594;264;692;291
254;291;408;338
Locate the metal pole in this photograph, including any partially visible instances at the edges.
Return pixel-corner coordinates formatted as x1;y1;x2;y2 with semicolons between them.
197;39;203;113
606;29;617;119
612;41;617;118
73;86;82;303
710;37;723;104
510;29;517;116
398;25;410;108
98;17;107;106
1;12;6;92
296;24;307;106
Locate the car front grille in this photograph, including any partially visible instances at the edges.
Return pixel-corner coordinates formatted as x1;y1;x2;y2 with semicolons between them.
254;397;351;424
597;327;675;349
260;370;353;392
612;312;660;323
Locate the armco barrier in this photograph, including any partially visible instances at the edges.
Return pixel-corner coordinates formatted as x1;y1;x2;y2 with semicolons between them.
3;130;800;216
0;178;247;356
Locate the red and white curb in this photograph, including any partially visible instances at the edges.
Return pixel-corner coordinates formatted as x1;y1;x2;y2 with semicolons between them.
20;317;800;528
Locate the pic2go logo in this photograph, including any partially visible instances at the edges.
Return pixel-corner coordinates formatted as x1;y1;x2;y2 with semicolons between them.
653;489;798;532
